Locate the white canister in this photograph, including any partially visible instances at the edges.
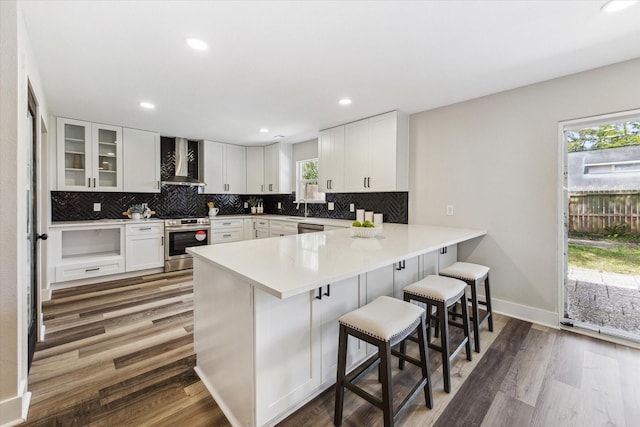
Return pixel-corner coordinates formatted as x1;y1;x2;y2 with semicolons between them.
364;211;374;223
373;213;383;226
356;209;365;223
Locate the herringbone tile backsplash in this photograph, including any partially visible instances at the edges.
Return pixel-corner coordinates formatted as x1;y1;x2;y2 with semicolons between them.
51;189;408;223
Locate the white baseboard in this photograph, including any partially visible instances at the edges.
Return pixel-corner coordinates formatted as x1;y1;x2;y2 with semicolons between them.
492;298;559;329
0;381;31;427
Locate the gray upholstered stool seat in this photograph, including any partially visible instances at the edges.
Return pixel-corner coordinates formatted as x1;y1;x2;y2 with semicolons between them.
439;262;493;353
402;275;472;393
334;296;433;427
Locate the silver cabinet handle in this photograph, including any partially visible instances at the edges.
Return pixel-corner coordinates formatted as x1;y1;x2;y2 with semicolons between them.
139;227;152;231
223;222;232;226
223;234;231;238
363;177;367;188
161;236;164;246
93;178;96;187
88;178;91;187
368;177;371;188
85;267;100;272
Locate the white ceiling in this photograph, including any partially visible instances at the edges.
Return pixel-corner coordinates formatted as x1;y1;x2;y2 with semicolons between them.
20;0;640;145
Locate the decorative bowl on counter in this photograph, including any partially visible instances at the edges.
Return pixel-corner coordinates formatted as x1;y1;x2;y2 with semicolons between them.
350;225;382;238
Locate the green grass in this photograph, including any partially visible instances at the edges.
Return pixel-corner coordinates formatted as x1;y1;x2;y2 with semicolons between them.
568;244;640;275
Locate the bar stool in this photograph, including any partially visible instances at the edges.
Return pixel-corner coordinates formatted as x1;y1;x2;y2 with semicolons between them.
439;262;493;353
402;275;472;393
334;296;432;427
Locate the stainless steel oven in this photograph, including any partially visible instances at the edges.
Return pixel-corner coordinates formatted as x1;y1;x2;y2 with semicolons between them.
164;218;210;272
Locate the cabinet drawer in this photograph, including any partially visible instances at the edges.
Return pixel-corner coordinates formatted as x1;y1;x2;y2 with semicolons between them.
255;219;269;230
55;258;125;282
211;219;244;229
212;229;243;244
126;223;164;236
269;220;298;233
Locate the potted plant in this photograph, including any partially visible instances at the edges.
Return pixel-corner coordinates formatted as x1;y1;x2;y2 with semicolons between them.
247;197;260;214
127;204;145;220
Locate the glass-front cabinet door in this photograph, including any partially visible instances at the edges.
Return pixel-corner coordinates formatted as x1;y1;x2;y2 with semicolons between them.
58;118;91;190
92;123;122;191
57;118;122;191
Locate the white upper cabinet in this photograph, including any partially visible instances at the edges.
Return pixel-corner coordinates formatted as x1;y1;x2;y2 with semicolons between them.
201;141;246;194
123;128;160;193
246;146;265;194
318;125;345;192
343;111;409;192
57;118;123;191
263;142;292;194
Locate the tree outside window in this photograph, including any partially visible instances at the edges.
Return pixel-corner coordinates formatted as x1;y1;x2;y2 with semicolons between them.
297;159;325;202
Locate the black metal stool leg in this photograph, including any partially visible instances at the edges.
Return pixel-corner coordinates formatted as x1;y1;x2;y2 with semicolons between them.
380;342;394;427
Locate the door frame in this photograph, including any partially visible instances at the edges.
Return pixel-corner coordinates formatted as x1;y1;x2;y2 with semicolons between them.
557;108;640;347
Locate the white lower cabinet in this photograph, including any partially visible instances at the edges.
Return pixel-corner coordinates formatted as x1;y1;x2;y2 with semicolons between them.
50;224;126;282
125;223;164;272
438;244;458;271
392;256;421;299
211;218;244;244
254;289;321;426
315;277;366;386
255;218;270;239
269;220;298;237
243;218;256;240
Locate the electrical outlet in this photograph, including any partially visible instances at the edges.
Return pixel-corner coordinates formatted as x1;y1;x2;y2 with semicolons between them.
328;202;335;211
277;202;282;209
446;205;454;216
93;203;101;212
349;203;355;212
244;202;248;208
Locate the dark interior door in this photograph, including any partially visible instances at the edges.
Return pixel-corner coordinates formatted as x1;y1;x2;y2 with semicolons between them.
27;88;38;370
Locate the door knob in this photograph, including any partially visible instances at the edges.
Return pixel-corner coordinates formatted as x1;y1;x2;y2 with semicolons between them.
36;233;48;241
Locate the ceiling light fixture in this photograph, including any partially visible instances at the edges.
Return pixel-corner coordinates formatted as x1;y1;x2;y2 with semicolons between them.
259;128;269;133
338;98;352;105
186;37;208;51
139;101;155;109
601;0;637;12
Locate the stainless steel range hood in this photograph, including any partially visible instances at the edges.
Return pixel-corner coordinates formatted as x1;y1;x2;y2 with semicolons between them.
161;137;206;187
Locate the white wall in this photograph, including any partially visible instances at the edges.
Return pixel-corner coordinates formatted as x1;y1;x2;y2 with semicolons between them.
409;58;640;326
0;1;49;425
292;139;318;164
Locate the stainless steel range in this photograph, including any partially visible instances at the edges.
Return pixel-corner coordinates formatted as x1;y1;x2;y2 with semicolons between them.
164;217;210;272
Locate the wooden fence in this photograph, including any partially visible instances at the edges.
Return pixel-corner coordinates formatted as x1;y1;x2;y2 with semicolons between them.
568;192;640;234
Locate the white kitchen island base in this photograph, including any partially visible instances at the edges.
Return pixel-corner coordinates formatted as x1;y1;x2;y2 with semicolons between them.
190;224;486;427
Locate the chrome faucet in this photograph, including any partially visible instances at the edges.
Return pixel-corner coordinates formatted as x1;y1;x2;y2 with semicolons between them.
296;199;309;218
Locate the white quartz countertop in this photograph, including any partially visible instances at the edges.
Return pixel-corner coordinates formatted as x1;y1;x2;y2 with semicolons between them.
188;224;486;299
49;218;164;228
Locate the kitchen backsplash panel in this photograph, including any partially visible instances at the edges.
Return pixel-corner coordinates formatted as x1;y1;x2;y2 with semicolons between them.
51;189;408;223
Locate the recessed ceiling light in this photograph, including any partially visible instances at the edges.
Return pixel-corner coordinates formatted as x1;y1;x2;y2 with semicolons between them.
601;0;637;12
139;101;155;109
338;98;352;105
259;128;269;133
186;38;208;51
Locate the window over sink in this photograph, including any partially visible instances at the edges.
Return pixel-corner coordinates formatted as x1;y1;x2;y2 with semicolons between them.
295;158;325;203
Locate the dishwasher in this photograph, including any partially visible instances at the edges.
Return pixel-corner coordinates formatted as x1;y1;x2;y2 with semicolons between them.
297;223;324;234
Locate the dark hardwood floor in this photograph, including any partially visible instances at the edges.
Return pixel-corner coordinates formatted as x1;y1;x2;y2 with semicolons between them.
24;272;640;426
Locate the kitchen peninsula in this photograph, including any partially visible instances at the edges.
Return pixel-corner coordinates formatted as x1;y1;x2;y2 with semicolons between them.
188;224;486;427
